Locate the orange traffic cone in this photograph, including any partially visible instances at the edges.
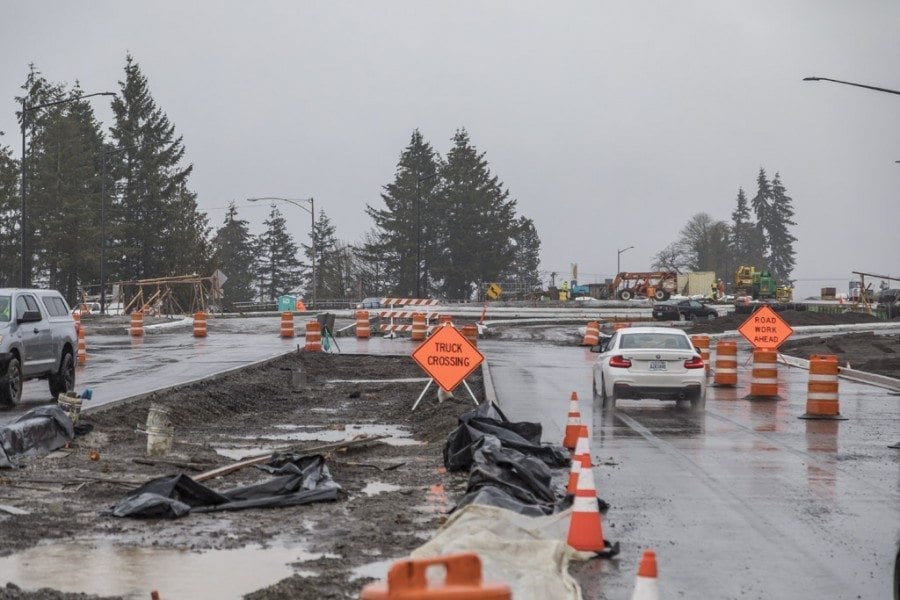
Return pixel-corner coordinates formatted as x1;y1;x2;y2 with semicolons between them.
566;444;618;556
572;424;592;468
563;392;582;449
630;549;659;600
566;453;581;495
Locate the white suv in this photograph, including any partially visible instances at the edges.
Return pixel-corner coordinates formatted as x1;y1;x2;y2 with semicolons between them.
0;288;78;407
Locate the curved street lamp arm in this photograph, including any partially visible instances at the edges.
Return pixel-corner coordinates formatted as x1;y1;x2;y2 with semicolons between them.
803;77;900;96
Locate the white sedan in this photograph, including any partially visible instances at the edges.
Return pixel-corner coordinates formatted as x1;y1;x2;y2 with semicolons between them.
591;326;706;411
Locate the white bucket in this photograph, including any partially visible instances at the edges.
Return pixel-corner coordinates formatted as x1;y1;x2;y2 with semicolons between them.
146;425;174;457
146;403;172;429
57;392;83;425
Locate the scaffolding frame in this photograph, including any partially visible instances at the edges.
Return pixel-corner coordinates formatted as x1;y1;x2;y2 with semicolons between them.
111;274;222;316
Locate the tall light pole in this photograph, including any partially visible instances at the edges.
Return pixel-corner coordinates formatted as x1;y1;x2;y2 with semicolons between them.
415;172;438;298
617;245;634;275
20;91;116;287
247;197;316;307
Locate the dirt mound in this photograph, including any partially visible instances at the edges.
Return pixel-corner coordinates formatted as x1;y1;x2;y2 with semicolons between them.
780;331;900;379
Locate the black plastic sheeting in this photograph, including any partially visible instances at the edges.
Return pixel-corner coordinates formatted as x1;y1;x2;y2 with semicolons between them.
455;436;563;516
443;403;573;516
443;403;570;472
0;406;74;469
111;453;340;518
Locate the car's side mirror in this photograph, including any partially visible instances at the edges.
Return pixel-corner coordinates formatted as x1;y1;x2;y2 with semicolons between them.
592;340;610;353
18;310;42;324
694;346;702;354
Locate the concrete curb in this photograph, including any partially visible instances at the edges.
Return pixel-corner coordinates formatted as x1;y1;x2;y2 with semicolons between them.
83;349;299;415
140;316;193;333
778;353;900;392
481;358;498;406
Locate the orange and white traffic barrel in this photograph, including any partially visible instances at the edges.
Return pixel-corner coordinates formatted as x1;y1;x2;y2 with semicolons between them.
690;335;711;376
582;321;600;346
613;322;629;331
713;340;738;386
800;354;847;420
439;314;453;327
73;311;81;334
748;349;779;398
411;313;427;342
129;311;144;337
355;310;370;339
193;311;207;338
280;311;294;338
305;320;322;352
461;324;478;347
77;326;87;365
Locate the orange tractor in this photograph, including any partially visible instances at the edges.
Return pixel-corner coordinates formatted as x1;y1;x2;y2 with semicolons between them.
599;271;678;301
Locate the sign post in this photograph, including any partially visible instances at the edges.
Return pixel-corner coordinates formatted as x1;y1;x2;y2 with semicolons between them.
411;326;485;410
737;305;794;350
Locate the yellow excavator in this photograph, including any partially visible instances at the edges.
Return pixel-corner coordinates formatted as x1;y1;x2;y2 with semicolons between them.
735;266;792;301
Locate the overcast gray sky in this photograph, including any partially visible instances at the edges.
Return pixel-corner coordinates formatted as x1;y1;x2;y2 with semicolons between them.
2;1;898;299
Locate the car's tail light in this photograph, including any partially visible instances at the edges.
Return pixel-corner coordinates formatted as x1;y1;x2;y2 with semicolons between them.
609;355;632;368
684;356;704;369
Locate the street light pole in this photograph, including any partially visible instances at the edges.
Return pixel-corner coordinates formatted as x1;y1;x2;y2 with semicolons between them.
802;76;900;96
617;245;634;275
247;197;316;308
415;172;438;299
19;91;116;287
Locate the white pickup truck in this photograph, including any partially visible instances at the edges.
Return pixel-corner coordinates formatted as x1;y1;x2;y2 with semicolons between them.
0;288;78;407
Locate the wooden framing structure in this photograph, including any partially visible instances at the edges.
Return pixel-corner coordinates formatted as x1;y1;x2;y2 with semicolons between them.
111;274;223;316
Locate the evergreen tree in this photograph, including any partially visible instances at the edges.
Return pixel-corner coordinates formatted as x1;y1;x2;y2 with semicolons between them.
210;203;256;308
27;87;107;302
301;209;342;299
766;172;797;282
353;231;390;297
730;187;766;270
750;167;772;258
432;129;518;300
108;54;208;282
365;130;439;297
0;136;20;286
502;216;542;292
256;205;302;301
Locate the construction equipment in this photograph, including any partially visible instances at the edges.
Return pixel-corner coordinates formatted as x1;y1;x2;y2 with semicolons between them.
597;272;677;301
734;266;791;301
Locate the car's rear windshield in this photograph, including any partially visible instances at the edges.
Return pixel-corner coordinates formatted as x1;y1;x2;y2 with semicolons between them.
0;296;10;322
620;333;692;350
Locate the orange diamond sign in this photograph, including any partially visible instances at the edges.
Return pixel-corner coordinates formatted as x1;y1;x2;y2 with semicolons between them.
738;305;794;350
412;326;484;392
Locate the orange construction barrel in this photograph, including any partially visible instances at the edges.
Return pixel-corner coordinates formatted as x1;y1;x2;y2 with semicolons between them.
748;349;779;399
356;310;371;339
713;340;737;386
582;321;600;346
129;311;144;337
193;311;208;338
77;326;87;365
800;355;848;420
461;324;478;347
690;335;711;376
280;312;295;338
411;313;427;342
305;320;322;352
360;553;511;600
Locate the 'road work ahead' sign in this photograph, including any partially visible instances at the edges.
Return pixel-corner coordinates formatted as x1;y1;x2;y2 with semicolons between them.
412;326;484;392
738;305;794;350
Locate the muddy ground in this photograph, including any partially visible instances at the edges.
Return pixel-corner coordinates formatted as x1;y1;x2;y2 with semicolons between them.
0;352;484;599
780;331;900;379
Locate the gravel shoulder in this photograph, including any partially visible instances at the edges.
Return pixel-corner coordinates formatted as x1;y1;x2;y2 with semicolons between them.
0;352;483;599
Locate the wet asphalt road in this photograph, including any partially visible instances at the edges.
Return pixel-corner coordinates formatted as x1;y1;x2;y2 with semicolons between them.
482;339;899;600
2;318;897;598
0;316;406;424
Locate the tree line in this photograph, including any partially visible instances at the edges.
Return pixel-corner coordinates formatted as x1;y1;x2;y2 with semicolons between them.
0;57;541;307
652;168;797;284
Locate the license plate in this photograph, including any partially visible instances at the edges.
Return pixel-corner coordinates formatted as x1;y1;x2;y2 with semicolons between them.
649;360;666;371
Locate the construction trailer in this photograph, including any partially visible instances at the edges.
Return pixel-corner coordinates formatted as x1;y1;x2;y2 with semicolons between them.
677;271;716;297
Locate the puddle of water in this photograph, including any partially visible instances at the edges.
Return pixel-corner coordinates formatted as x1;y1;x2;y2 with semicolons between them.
360;481;402;496
352;558;398;581
0;542;329;599
214;424;423;459
212;446;273;460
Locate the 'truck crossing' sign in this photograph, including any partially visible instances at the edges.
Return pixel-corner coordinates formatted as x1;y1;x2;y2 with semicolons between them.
411;325;485;392
738;305;794;350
